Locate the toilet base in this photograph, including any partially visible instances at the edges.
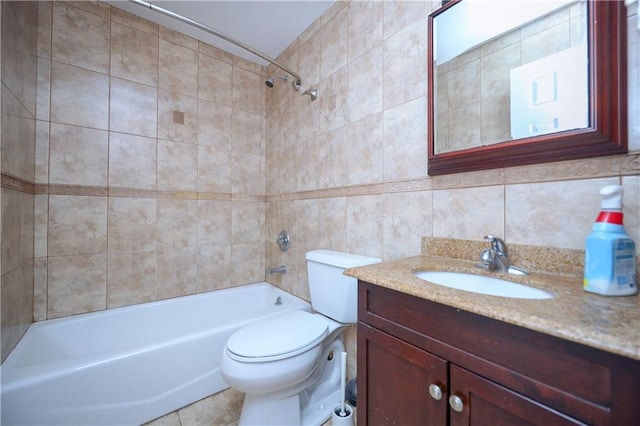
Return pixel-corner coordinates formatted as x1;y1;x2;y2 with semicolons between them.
238;338;345;426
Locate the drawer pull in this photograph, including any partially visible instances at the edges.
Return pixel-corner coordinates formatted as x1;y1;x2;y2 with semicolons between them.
428;384;444;400
449;395;464;412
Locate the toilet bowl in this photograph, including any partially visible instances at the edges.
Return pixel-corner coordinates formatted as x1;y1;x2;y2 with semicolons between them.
220;250;381;426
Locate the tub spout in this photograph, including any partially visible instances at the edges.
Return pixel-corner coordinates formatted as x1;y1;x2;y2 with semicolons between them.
267;265;287;275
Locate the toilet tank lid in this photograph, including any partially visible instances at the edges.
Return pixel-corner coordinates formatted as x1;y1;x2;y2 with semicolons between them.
306;250;381;268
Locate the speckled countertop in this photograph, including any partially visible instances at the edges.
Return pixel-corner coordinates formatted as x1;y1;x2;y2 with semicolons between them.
345;254;640;361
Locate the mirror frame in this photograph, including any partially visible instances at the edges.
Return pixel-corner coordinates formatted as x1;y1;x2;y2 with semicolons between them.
427;0;627;176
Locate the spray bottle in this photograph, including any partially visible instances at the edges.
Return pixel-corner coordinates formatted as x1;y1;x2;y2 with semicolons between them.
583;185;637;296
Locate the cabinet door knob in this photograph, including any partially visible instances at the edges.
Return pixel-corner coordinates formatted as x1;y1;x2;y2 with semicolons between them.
448;395;465;412
428;383;444;400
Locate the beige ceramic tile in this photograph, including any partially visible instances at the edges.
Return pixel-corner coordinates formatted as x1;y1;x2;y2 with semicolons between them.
621;176;639;245
197;245;232;292
35;120;49;184
36;57;51;121
316;127;348;189
49;123;108;186
37;1;53;59
199;41;233;64
447;103;482;151
347;45;382;124
110;6;158;36
1;189;27;273
347;1;383;61
383;0;431;38
158;90;198;143
382;18;427;110
144;411;181;426
319;6;347;80
50;62;109;129
197;99;232;149
159;26;198;50
506;178;620;250
156;246;197;299
107;251;156;308
159;39;198;97
347;113;383;186
110;21;159;87
231;242;264;286
232;201;265;244
232;110;262;155
2;1;38;117
33;257;48;321
1;87;35;181
52;2;109;73
382;191;432;260
1;261;33;359
108;198;157;252
197;200;232;246
47;254;106;318
34;195;48;258
432;186;504;242
61;1;110;20
448;59;480;109
48;195;107;256
318;66;348;132
231;152;263;196
521;22;570;65
346;195;383;259
157;140;197;191
110;77;158;138
177;388;243;426
197;145;232;193
480;43;520;99
295;198;347;253
108;132;157;190
156;199;197;248
198;54;233;107
297;32;321;89
382;97;427;181
232;67;262;115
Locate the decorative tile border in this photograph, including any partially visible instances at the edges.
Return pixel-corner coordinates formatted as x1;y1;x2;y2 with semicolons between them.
2;152;637;202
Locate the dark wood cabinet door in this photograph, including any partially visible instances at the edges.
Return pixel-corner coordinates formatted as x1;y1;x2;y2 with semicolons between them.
358;323;448;426
448;365;587;426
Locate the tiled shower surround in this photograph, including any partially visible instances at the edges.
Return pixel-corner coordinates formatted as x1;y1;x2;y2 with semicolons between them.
0;0;638;423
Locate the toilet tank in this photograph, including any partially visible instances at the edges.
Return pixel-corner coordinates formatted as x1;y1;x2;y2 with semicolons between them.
306;250;381;323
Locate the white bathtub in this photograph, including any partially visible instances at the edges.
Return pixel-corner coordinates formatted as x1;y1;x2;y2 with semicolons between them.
1;282;310;425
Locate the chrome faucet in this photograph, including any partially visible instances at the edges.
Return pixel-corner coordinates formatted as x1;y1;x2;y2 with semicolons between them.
476;235;529;275
267;265;287;275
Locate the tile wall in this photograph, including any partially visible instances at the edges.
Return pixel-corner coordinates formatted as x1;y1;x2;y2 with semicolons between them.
1;1;38;361
263;0;640;327
32;1;267;321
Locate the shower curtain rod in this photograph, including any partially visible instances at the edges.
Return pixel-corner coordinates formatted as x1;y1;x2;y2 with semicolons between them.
128;0;304;88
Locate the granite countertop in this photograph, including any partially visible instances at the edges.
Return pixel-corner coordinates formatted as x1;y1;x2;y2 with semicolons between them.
345;255;640;361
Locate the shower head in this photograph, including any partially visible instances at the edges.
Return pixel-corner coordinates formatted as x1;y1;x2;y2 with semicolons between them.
265;75;288;88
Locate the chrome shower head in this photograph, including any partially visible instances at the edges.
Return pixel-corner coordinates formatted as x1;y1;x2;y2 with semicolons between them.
265;75;288;88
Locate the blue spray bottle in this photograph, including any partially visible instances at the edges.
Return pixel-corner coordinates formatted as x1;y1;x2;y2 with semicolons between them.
583;185;637;296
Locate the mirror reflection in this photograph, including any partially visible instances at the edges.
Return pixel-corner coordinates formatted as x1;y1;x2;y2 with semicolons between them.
433;0;588;155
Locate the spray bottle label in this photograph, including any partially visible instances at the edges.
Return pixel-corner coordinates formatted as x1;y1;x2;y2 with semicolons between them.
614;239;637;288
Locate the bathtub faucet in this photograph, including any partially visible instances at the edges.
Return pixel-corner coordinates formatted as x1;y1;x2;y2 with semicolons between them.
267;265;287;275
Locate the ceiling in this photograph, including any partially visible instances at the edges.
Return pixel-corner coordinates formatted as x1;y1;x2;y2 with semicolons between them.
106;1;336;67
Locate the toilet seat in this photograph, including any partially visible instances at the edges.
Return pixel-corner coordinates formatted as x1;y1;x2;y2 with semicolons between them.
226;311;328;363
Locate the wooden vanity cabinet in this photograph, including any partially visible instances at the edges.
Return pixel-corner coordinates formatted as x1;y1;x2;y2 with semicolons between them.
357;281;640;426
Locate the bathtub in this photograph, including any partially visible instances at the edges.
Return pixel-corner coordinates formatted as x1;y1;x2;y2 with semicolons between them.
1;282;310;425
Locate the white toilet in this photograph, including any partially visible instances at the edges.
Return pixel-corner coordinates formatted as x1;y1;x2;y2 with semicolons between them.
220;249;381;426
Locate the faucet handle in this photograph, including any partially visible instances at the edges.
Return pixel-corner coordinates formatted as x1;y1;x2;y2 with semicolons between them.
483;235;507;256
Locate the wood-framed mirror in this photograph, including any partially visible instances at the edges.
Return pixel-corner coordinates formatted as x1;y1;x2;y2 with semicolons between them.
427;0;627;176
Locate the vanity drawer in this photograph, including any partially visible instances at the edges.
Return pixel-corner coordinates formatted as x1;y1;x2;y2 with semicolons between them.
358;281;640;425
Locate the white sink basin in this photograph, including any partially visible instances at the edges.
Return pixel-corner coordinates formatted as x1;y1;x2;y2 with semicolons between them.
414;271;553;300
